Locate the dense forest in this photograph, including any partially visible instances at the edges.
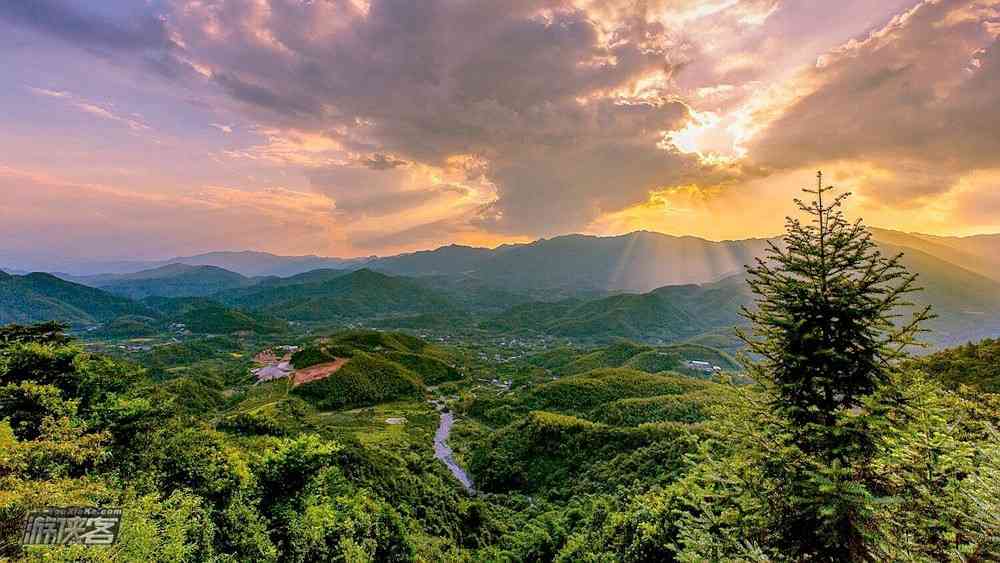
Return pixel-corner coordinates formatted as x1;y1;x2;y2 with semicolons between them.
3;185;1000;561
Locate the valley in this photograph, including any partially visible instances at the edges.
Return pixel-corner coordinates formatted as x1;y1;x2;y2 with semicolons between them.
4;226;1000;561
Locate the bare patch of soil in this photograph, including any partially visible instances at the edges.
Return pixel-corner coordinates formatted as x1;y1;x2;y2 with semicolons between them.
292;358;349;387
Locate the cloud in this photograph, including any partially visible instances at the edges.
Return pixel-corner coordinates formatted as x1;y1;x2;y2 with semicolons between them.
746;0;1000;203
0;0;171;51
0;165;342;261
154;0;715;234
8;0;1000;255
28;86;150;131
2;0;839;242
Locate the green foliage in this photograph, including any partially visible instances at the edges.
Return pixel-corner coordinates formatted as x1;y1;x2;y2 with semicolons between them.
157;372;227;414
740;175;932;434
385;351;462;385
291;345;338;369
224;269;458;321
292;352;423;410
595;388;727;426
525;369;700;415
912;337;1000;392
471;410;692;495
178;304;287;334
92;315;162;338
220;410;289;437
0;273;153;326
621;349;681;373
0;340;79;389
0;321;70;345
327;330;429;355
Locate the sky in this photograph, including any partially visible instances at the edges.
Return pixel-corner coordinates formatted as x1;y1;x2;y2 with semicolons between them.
2;0;999;265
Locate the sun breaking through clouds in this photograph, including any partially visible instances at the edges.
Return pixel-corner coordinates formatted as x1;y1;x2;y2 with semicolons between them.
1;0;999;262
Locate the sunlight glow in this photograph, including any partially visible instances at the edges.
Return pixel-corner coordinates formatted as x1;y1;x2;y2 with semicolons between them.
661;107;752;164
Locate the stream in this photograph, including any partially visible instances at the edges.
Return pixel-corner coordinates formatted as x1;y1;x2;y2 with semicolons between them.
431;400;475;494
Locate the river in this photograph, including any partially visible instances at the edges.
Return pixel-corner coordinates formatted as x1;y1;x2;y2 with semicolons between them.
431;401;475;494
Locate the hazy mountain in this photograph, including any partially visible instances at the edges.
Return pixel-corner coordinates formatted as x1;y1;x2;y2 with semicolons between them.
48;251;371;277
870;228;1000;282
482;275;752;342
0;272;152;326
480;238;1000;348
253;268;349;288
162;251;370;277
84;264;257;299
369;245;497;276
30;227;1000;295
219;268;457;321
371;232;772;293
881;242;1000;346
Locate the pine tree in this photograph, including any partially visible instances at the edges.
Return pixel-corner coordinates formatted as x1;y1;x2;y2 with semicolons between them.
739;172;932;449
727;173;936;559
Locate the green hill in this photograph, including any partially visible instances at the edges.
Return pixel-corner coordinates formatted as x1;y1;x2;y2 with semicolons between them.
0;272;152;326
292;330;461;385
291;351;424;410
469;410;690;494
219;269;458;321
140;296;286;334
525;341;739;377
483;275;751;343
93;263;257;299
177;304;287;334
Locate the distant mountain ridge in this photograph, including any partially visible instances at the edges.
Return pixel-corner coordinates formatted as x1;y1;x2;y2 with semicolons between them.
46;251;372;277
369;232;774;293
25;228;1000;296
76;263;259;299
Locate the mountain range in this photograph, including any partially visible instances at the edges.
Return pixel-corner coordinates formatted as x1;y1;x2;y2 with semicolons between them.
2;227;1000;348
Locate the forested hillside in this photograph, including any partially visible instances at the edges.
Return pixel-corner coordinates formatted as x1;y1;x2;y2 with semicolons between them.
0;272;152;325
219;269;458;321
86;264;257;299
5;187;1000;560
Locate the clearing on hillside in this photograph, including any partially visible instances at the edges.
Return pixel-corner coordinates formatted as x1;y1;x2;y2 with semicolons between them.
292;358;349;386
